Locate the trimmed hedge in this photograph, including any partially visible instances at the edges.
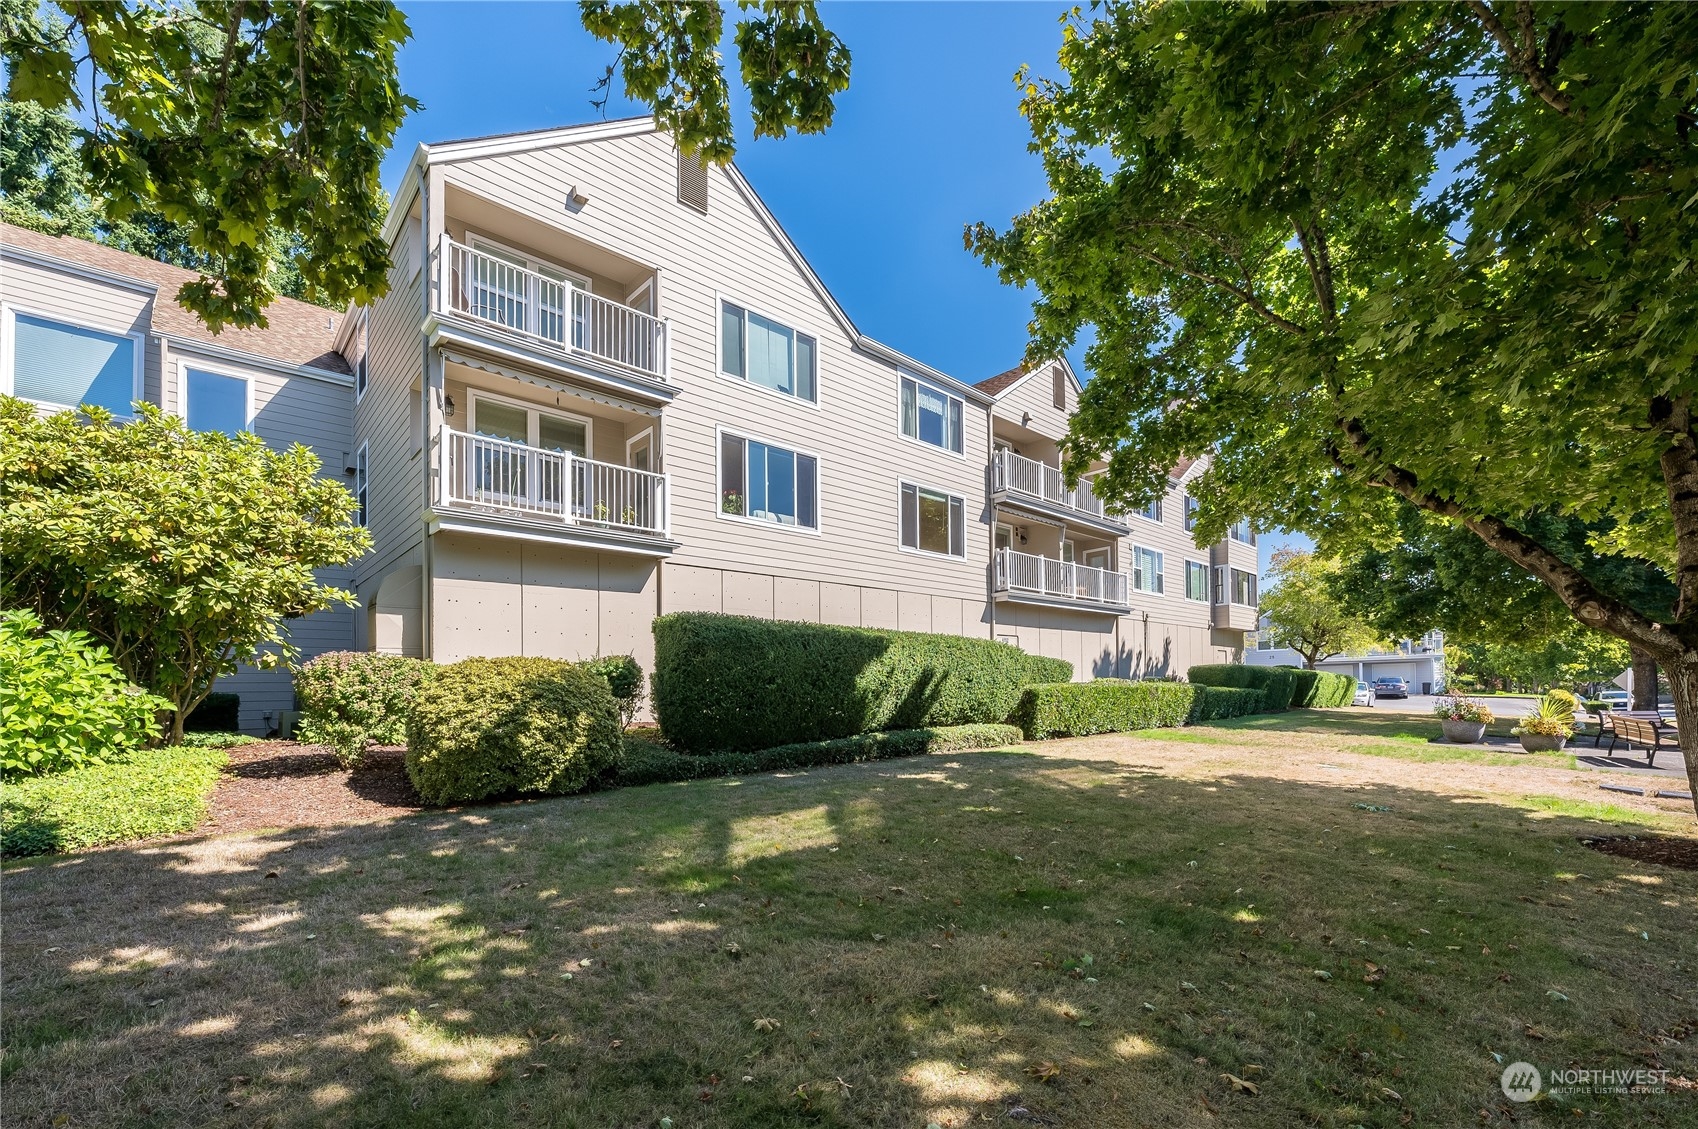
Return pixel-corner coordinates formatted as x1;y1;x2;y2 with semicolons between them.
406;657;622;805
1187;664;1297;711
652;613;1072;753
184;692;240;732
608;724;1022;789
1188;686;1266;723
295;652;437;767
1013;679;1196;739
1;746;228;857
1284;668;1356;708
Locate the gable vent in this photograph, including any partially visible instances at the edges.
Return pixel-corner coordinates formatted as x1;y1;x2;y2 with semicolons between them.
1052;366;1067;411
677;150;709;213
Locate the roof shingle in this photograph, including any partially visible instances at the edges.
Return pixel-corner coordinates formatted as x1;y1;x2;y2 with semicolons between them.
1;222;351;374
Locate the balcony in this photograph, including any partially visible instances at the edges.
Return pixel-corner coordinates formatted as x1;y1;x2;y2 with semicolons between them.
441;238;667;380
994;547;1129;612
991;450;1127;534
441;428;670;549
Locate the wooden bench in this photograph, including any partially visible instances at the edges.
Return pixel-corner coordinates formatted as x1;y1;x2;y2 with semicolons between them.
1587;707;1617;749
1608;714;1678;768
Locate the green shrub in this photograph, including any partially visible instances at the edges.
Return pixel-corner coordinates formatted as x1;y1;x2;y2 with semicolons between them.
1284;668;1357;708
183;692;240;732
1187;663;1296;711
179;731;262;749
584;654;644;728
405;657;621;805
1012;679;1197;739
1;746;227;856
0;609;169;779
607;724;1023;788
1188;686;1266;722
295;652;437;767
652;613;1071;753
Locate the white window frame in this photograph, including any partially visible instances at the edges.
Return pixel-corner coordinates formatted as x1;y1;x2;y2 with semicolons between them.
352;308;369;404
897;370;965;458
1081;546;1112;571
353;442;368;527
1228;567;1257;607
625;425;656;472
1183;493;1199;532
715;425;822;535
466;387;594;455
714;290;821;408
1229;518;1257;545
1131;544;1165;594
176;359;254;435
995;521;1014;550
1183;559;1210;602
1;303;146;418
897;478;967;560
1134;498;1163;524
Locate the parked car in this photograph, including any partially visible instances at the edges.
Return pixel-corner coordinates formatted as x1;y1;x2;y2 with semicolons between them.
1373;677;1409;700
1352;680;1374;707
1596;689;1630;709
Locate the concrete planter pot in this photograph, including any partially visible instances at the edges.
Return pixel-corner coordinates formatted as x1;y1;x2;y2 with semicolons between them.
1517;732;1568;754
1440;719;1487;744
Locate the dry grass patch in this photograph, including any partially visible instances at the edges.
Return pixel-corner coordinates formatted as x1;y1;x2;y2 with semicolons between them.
3;730;1696;1128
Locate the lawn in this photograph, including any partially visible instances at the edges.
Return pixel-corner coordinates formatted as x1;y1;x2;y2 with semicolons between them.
3;715;1695;1128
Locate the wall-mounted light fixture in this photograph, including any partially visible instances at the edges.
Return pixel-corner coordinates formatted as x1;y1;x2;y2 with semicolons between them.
1021;411;1033;428
443;394;456;419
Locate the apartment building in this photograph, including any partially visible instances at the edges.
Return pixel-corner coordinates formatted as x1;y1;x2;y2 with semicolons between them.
352;117;1257;684
0;117;1258;732
0;222;358;732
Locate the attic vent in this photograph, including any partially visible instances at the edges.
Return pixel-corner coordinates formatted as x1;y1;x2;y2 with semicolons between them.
1052;366;1066;411
677;150;709;213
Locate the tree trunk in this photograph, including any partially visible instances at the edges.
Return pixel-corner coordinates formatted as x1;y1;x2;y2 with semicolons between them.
1631;646;1659;711
1664;654;1698;813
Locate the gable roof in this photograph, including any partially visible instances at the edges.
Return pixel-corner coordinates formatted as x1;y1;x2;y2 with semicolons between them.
972;358;1084;400
1;222;350;374
397;117;992;406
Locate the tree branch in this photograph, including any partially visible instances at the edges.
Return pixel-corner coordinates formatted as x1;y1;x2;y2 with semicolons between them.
1290;218;1337;327
1464;0;1573;114
1132;247;1308;335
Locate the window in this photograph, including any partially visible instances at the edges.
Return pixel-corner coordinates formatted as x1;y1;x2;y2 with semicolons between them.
1231;568;1257;606
900;482;965;557
352;310;369;402
720;301;816;402
1135;498;1162;523
1256;634;1274;651
1185;560;1209;602
1213;565;1226;605
183;367;249;436
1229;518;1256;545
995;522;1013;551
471;394;589;456
1184;494;1199;532
720;432;817;529
353;443;368;526
7;311;138;415
1132;546;1164;594
900;374;963;454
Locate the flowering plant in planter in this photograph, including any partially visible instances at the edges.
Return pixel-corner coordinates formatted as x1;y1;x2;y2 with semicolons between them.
1511;692;1576;740
1432;695;1494;724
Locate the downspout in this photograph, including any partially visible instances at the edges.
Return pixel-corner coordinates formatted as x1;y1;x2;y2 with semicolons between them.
419;165;435;661
986;402;997;642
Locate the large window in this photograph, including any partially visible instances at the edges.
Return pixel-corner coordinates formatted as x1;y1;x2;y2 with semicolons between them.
1229;518;1256;545
1185;560;1209;602
900;374;963;454
7;311;138;415
353;443;368;527
184;367;249;436
720;432;817;529
1135;498;1162;523
1132;546;1164;594
900;482;965;557
721;301;816;402
1220;567;1256;605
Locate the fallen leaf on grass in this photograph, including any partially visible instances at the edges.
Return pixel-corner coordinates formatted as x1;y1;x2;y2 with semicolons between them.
1363;963;1385;984
753;1017;781;1032
1221;1073;1260;1095
1025;1061;1062;1084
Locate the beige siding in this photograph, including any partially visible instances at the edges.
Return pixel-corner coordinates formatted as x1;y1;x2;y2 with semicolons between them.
0;253;162;409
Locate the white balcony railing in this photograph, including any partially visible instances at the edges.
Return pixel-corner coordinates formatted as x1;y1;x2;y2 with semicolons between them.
444;429;667;537
442;238;667;378
994;547;1128;607
991;449;1112;521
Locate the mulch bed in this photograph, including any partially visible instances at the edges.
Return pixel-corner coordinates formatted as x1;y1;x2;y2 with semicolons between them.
200;741;426;835
1581;834;1698;872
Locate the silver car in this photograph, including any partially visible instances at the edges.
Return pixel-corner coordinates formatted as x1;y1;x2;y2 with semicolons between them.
1352;680;1374;707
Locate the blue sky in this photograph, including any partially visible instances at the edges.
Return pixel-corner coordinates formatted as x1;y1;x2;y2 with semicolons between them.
384;1;1295;571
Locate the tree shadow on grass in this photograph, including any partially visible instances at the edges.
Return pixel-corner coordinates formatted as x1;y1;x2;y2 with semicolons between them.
3;753;1696;1128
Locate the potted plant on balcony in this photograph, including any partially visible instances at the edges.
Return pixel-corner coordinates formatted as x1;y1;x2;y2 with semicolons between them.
1510;690;1578;753
1433;695;1493;743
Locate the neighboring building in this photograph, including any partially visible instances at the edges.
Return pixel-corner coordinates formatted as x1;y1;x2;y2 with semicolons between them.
0;222;357;733
1248;623;1446;693
0;116;1261;731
